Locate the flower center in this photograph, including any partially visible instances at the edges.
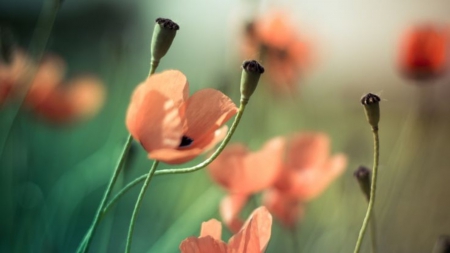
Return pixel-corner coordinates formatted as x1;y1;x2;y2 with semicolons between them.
179;135;193;148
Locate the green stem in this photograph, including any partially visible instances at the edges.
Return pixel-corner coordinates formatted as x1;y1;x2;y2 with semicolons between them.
148;60;159;77
76;135;133;253
353;128;380;253
88;101;247;227
124;160;160;253
155;101;247;176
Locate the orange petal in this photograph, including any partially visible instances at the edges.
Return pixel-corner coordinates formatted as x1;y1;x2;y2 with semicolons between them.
148;147;203;165
30;88;74;123
262;189;304;228
219;194;248;234
208;137;284;194
26;55;66;106
183;88;237;142
286;132;330;172
200;219;222;240
179;236;227;253
126;90;183;153
228;206;273;253
284;154;347;201
144;70;189;111
65;76;105;119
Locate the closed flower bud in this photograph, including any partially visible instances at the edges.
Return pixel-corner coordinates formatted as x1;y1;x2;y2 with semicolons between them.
150;18;179;66
354;166;371;201
361;93;380;131
240;60;264;103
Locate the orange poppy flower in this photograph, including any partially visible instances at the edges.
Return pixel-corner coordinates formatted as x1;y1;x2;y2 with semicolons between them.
208;137;284;232
262;189;305;228
398;24;449;81
0;50;105;123
274;132;347;201
30;76;105;123
126;70;237;165
243;11;311;93
179;206;272;253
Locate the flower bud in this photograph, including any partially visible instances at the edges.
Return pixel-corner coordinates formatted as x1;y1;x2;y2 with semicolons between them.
361;93;380;131
240;60;264;104
354;166;371;201
433;235;450;253
150;18;179;64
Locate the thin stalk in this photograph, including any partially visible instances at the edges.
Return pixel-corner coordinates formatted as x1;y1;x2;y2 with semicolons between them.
77;135;133;253
124;160;160;253
353;128;380;253
90;101;247;225
154;101;247;176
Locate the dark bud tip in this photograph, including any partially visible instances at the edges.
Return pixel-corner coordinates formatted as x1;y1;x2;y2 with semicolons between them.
354;165;371;201
354;166;370;179
155;18;180;30
361;93;381;105
242;60;265;74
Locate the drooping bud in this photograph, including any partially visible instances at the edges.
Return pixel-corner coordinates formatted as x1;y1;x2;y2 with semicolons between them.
149;18;179;73
361;93;381;131
0;26;16;64
433;235;450;253
240;60;264;104
354;166;371;201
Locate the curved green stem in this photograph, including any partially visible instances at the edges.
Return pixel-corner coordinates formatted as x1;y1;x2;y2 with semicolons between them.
124;160;160;253
92;101;247;225
76;135;133;253
155;101;247;176
353;128;380;253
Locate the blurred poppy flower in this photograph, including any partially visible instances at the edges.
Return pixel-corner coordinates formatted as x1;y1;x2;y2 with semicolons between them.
179;206;272;253
398;24;449;81
0;49;105;123
30;76;105;123
207;137;284;232
274;132;347;201
262;189;304;228
263;132;346;227
243;11;311;94
126;70;237;165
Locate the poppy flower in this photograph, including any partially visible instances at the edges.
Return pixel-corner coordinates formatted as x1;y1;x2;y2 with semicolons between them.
261;132;346;227
273;132;347;201
0;50;105;123
242;11;311;94
207;137;284;232
262;189;305;228
398;24;449;81
30;76;105;123
179;206;272;253
126;70;237;165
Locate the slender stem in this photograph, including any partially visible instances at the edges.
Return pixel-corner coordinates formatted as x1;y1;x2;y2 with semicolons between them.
77;135;133;253
88;101;248;227
353;128;380;253
124;161;160;253
369;214;378;253
148;60;159;77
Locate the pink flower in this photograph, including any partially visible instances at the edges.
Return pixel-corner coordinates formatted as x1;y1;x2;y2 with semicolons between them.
179;206;272;253
126;70;237;164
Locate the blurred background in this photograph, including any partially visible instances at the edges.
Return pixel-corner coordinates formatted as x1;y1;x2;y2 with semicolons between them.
2;0;450;252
